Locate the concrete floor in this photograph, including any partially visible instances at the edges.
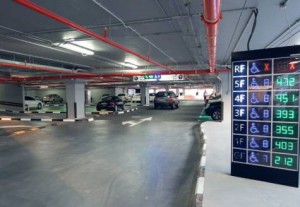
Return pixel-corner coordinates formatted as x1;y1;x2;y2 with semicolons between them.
0;101;203;207
202;121;300;207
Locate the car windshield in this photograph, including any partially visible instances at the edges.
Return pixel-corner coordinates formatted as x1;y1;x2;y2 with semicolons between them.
101;96;111;101
156;92;168;97
25;96;35;100
112;96;121;101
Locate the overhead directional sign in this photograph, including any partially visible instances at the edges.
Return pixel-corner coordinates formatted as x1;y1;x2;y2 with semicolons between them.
133;74;184;82
231;46;300;187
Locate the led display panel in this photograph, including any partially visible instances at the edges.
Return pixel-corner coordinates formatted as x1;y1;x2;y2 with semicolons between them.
231;46;300;187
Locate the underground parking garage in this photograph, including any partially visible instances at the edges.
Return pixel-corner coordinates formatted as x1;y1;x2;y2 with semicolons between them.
1;1;300;207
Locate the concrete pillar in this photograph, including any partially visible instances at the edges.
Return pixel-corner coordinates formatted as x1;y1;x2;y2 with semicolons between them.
165;85;170;92
214;78;222;94
217;72;231;123
85;89;92;104
140;83;149;106
65;79;86;119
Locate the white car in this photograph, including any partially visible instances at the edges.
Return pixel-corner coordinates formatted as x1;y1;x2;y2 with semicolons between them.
131;93;141;102
25;96;43;110
117;93;131;103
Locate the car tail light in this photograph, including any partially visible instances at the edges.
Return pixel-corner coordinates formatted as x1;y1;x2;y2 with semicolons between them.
169;96;173;103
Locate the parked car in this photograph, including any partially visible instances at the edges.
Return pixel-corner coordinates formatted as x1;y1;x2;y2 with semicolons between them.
117;93;131;103
96;96;124;111
25;96;43;110
43;94;63;103
205;93;221;106
34;96;42;101
154;91;179;109
204;100;222;120
101;94;110;98
131;93;141;103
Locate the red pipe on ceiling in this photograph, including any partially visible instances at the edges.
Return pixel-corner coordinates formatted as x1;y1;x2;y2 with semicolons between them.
202;0;222;73
13;0;176;73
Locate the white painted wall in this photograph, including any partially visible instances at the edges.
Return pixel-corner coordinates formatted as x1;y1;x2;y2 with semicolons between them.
0;83;24;110
90;88;115;102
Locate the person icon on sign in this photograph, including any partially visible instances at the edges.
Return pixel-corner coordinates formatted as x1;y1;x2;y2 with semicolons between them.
250;62;260;74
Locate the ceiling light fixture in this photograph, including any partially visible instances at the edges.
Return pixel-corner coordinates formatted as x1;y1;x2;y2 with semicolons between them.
55;42;94;56
122;62;138;69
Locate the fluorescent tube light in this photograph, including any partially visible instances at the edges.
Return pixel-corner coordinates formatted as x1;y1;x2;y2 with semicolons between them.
57;42;94;56
122;62;138;69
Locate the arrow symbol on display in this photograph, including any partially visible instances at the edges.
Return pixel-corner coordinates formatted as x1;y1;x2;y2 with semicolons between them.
122;117;152;127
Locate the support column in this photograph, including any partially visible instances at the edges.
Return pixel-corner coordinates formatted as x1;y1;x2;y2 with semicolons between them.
140;83;149;106
218;72;231;123
65;79;86;119
164;85;170;92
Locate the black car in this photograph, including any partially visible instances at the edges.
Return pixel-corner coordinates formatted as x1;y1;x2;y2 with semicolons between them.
96;96;124;111
204;100;222;120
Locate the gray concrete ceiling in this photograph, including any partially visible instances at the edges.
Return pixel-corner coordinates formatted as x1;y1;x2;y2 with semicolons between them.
0;0;299;87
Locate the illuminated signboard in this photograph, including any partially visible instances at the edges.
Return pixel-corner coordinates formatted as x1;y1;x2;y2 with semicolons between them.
132;74;184;82
231;46;300;187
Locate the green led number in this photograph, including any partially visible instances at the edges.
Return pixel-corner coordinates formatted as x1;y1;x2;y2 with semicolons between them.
275;109;295;119
274;141;294;151
275;125;294;135
275;93;296;104
276;76;295;87
274;156;294;167
275;94;288;103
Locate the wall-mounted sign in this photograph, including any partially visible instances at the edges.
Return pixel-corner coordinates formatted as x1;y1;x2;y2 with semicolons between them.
132;74;184;82
231;46;300;187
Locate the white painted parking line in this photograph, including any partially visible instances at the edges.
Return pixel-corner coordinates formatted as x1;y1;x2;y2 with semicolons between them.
1;118;12;121
196;177;205;195
20;118;31;121
41;118;53;122
0;125;32;128
200;156;206;167
63;119;75;122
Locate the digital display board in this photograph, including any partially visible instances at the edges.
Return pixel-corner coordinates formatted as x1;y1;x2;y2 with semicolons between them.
231;46;300;187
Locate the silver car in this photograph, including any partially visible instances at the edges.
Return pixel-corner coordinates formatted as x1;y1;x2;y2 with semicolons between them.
154;91;179;109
